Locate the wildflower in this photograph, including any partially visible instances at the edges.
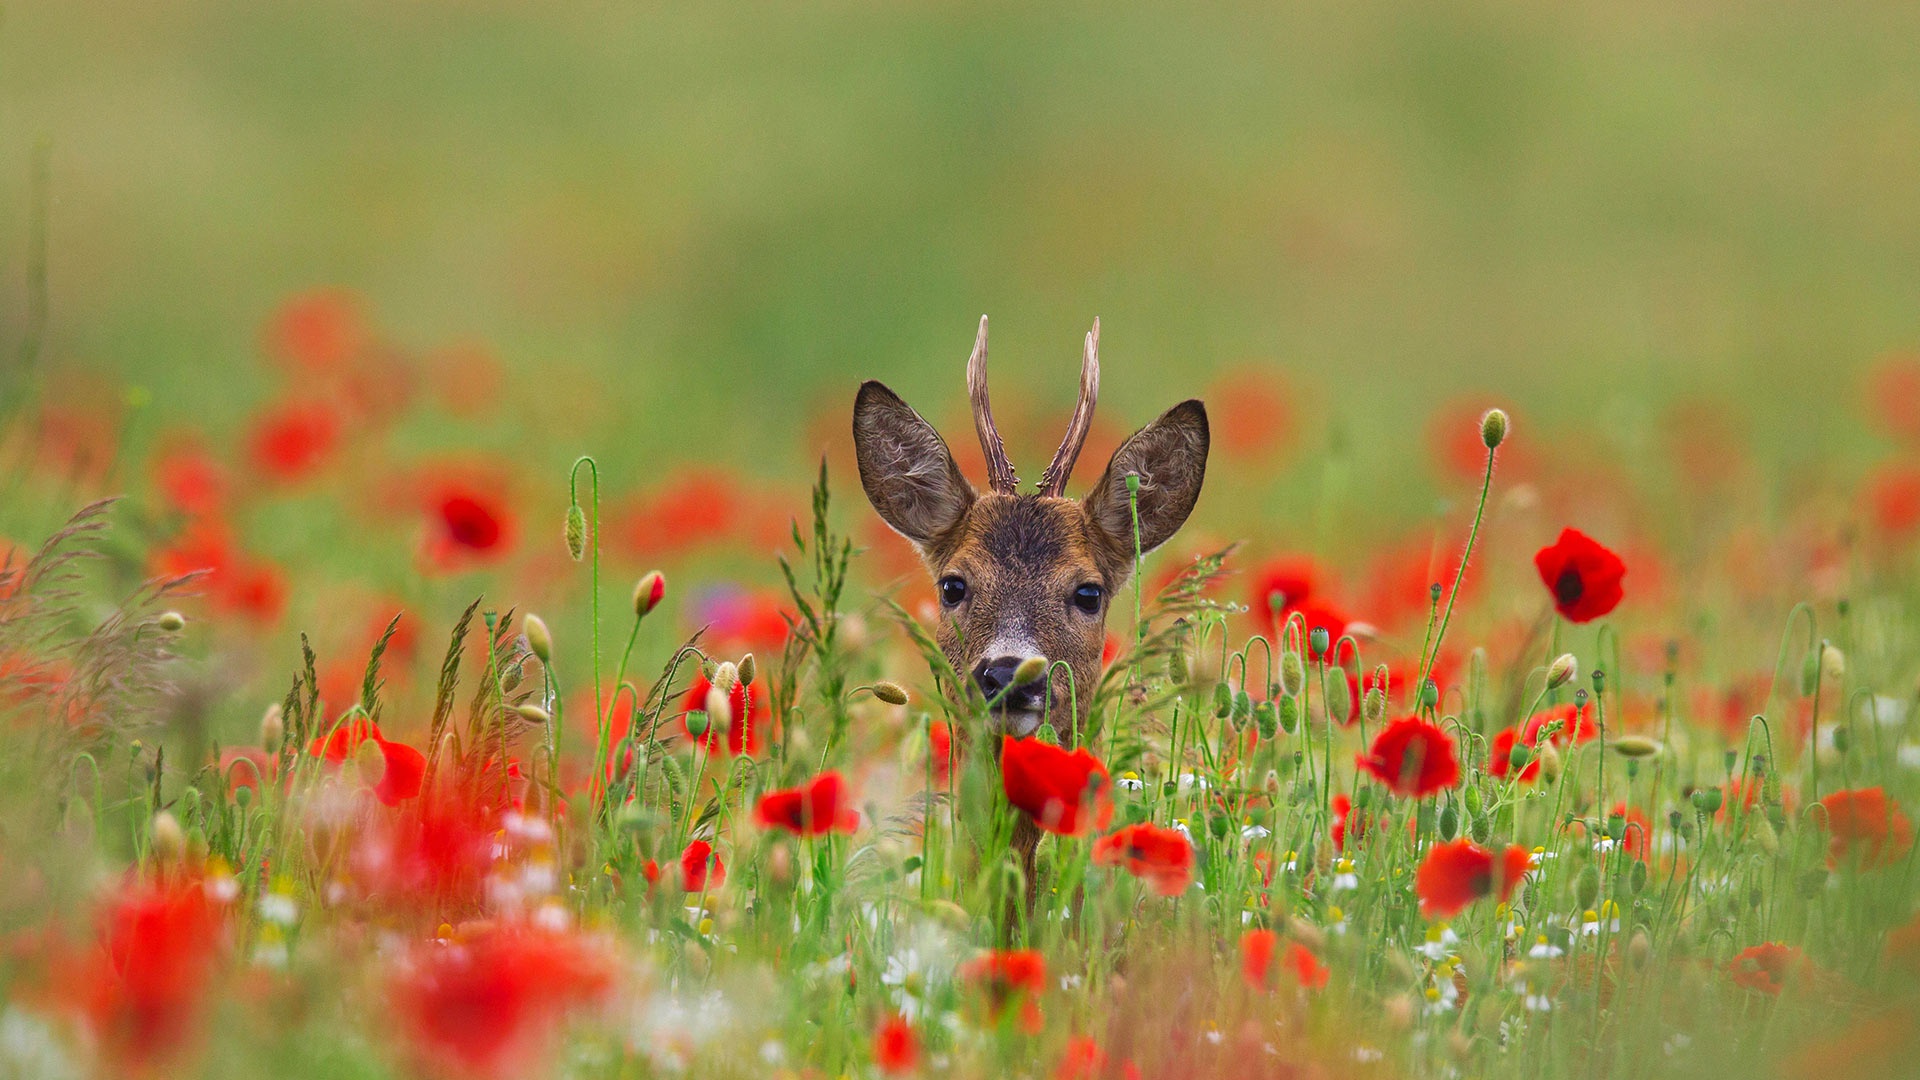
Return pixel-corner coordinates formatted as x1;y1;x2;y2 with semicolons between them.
1330;858;1360;892
419;471;518;570
678;839;725;893
1330;793;1373;851
633;570;668;617
1054;1035;1110;1080
1414;839;1530;919
1533;528;1626;623
308;717;426;806
246;398;343;482
66;877;223;1072
390;924;613;1079
1116;770;1145;792
927;719;955;787
1240;929;1329;991
152;439;227;517
263;288;366;371
1357;716;1461;798
958;949;1046;1033
1241;821;1271;840
1528;935;1564;959
1727;942;1808;996
1092;822;1194;896
1417;923;1461;960
1489;727;1539;783
753;772;859;836
999;735;1112;836
873;1014;919;1076
682;671;769;757
1816;787;1912;867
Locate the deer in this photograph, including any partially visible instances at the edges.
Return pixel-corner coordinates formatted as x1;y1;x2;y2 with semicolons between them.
852;315;1209;914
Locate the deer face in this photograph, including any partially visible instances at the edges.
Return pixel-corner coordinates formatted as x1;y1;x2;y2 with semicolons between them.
853;318;1209;738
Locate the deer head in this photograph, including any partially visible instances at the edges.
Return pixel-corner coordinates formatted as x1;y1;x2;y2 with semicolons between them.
854;316;1209;739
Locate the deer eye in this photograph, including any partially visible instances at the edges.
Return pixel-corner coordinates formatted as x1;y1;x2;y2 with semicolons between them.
1072;583;1105;615
938;576;969;607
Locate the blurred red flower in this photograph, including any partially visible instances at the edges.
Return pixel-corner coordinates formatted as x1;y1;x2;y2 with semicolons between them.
421;476;518;570
1208;367;1294;464
1092;822;1194;896
1415;839;1530;919
1817;787;1913;868
1330;792;1374;852
309;717;427;806
754;772;859;836
1356;716;1460;798
149;519;288;625
390;924;613;1080
1241;929;1330;991
1487;728;1539;783
1534;528;1626;623
1000;735;1113;836
153;439;227;517
678;839;725;892
1521;700;1598;747
873;1014;919;1076
613;469;741;558
67;877;223;1073
1055;1035;1112;1080
958;949;1045;1033
1865;463;1920;540
264;288;367;373
247;398;343;482
681;672;769;757
1727;942;1807;996
1866;354;1920;444
1249;557;1348;647
928;718;954;787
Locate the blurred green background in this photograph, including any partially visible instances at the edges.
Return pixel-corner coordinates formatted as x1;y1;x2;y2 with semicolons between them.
3;0;1918;503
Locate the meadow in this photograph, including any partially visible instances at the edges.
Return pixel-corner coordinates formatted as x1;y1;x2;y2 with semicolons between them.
3;3;1920;1079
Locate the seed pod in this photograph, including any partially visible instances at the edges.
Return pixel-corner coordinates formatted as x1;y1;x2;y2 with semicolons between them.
157;611;187;632
523;614;553;664
1279;652;1305;697
1012;656;1048;686
1213;683;1233;718
1575;865;1601;909
564;503;587;561
1607;812;1627;842
872;681;909;706
1439;804;1459;840
633;571;667;618
1690;788;1723;815
1611;735;1662;758
684;710;711;738
1546;654;1578;690
1480;408;1509;450
1277;696;1299;734
1253;701;1278;740
1363;687;1386;724
1309;626;1330;659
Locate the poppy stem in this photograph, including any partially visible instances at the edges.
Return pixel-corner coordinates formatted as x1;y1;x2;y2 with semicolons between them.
569;456;604;814
1419;439;1497;691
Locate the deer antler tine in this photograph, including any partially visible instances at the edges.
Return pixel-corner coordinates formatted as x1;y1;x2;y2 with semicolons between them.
966;315;1020;495
1039;317;1100;497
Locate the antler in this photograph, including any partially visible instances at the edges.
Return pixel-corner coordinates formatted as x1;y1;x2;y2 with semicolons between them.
967;315;1021;495
1038;317;1100;497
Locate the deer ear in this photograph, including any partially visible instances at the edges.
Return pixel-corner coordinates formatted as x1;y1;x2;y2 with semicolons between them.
853;380;976;547
1084;399;1209;559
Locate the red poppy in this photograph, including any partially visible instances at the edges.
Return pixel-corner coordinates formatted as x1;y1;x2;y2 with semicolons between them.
1330;792;1373;852
681;672;769;757
153;440;227;517
958;949;1045;1033
754;772;859;836
149;519;288;625
1055;1035;1111;1080
1817;787;1913;868
308;717;427;806
422;478;518;570
678;839;725;892
264;288;367;372
345;789;499;911
874;1014;920;1076
62;877;224;1072
1487;728;1539;783
1414;839;1530;919
390;924;613;1080
1092;822;1194;896
685;586;793;653
1534;528;1626;623
613;469;742;558
1727;942;1808;996
1867;464;1920;540
247;398;343;482
1357;716;1460;798
1208;367;1294;463
1866;354;1920;445
1241;929;1330;991
1522;701;1598;747
928;719;954;787
1000;735;1113;836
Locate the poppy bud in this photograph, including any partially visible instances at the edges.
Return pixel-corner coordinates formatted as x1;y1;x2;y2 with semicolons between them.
738;653;757;688
1233;689;1253;729
186;827;209;865
1277;696;1299;734
1469;811;1490;843
1508;743;1532;771
1611;735;1661;758
1820;643;1846;683
1690;788;1723;815
705;685;733;733
260;703;285;754
150;811;186;862
1253;701;1278;739
1546;654;1578;690
712;661;739;697
872;681;909;706
564;503;587;561
1628;930;1652;969
1627;859;1648;894
1575;865;1600;909
1035;724;1061;747
1536;742;1561;783
1754;815;1779;854
1419;678;1439;710
523;614;553;664
1012;656;1048;686
1439;804;1459;840
1167;645;1189;685
1800;653;1818;695
633;571;667;618
1309;626;1330;659
1279;652;1305;696
1363;687;1386;723
1213;682;1233;718
1480;408;1509;450
1462;785;1482;815
513;703;552;726
157;611;187;632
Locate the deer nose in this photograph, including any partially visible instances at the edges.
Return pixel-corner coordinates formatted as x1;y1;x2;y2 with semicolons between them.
974;656;1045;711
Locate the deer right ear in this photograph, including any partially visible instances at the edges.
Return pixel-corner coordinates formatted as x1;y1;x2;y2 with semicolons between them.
853;381;976;547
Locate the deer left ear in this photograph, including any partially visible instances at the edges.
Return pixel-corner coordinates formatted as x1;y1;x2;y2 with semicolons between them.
1084;399;1209;560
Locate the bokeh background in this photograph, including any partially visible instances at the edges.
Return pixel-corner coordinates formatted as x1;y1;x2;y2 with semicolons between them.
2;1;1919;720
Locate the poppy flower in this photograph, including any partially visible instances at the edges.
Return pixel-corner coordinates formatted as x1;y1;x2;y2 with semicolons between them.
1727;942;1808;996
308;717;427;806
613;470;742;558
754;772;859;836
1867;464;1920;540
1330;792;1373;852
247;398;343;482
928;719;955;787
345;789;499;911
65;877;223;1072
678;839;725;892
264;288;367;372
1055;1035;1112;1080
958;949;1045;1033
1000;735;1113;836
1534;528;1626;623
153;440;227;517
1522;701;1598;747
418;471;519;570
685;585;793;652
681;672;768;757
1414;839;1531;919
149;520;288;625
1241;929;1330;991
1356;716;1460;798
1092;822;1194;896
1208;368;1294;463
1866;354;1920;445
1817;787;1913;868
390;924;613;1080
873;1014;919;1076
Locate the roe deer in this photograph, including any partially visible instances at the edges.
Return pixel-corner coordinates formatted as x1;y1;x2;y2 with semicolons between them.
852;316;1208;909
